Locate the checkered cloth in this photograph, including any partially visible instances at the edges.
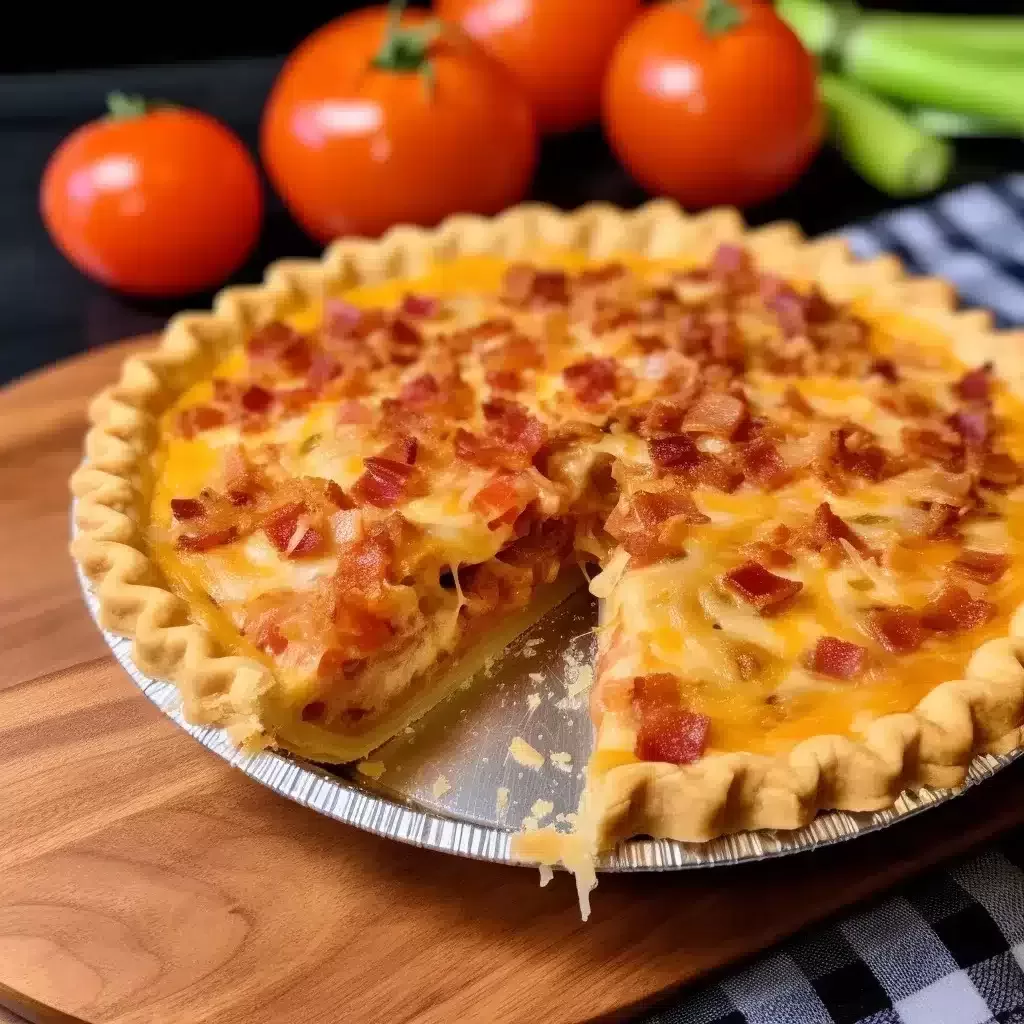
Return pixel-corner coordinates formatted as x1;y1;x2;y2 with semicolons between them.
642;174;1024;1024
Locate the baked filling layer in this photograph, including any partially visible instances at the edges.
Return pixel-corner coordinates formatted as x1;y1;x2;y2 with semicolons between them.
149;244;1024;766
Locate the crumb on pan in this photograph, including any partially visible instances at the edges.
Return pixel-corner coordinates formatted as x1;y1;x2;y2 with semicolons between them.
508;736;545;770
432;774;451;798
530;798;554;823
550;751;573;773
496;786;510;816
356;760;386;780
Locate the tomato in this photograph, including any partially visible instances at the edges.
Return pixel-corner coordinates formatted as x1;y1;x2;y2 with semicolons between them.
603;0;822;209
437;0;641;135
261;6;537;243
40;96;262;298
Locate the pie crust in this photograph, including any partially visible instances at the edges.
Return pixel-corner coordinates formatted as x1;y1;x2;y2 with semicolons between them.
71;200;1024;874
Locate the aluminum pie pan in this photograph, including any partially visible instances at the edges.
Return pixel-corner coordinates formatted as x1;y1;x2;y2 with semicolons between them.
73;509;1023;871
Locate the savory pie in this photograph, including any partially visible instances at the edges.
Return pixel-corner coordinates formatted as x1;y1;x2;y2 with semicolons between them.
72;202;1024;914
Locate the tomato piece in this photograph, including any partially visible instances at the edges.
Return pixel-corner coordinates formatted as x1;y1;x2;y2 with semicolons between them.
603;0;821;207
261;7;537;242
41;98;262;297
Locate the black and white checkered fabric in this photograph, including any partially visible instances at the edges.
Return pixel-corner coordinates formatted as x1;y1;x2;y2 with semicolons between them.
643;174;1024;1024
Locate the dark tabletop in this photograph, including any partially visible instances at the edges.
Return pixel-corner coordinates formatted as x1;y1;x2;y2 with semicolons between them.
2;57;1022;388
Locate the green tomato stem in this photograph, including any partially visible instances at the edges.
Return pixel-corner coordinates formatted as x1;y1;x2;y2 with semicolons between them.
820;73;952;198
701;0;744;36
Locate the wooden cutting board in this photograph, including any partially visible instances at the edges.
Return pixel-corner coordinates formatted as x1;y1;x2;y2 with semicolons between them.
4;341;1024;1024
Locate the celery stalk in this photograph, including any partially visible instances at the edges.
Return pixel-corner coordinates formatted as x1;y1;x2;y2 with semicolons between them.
820;74;952;198
842;28;1024;130
864;14;1024;60
912;108;1020;139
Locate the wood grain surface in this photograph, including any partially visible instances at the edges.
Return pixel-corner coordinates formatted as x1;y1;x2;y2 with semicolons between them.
4;341;1024;1024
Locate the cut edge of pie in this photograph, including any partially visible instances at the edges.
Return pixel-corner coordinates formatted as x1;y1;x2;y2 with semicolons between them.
71;200;1024;907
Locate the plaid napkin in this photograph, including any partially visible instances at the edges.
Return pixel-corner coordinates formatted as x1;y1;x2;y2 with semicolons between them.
641;174;1024;1024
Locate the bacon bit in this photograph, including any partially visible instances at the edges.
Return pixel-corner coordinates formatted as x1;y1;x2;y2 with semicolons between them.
498;518;574;585
241;384;274;414
178;404;225;438
486;369;522;392
336;399;373;425
867;606;924;655
806;636;868;680
649;433;701;472
484;398;546;452
741;541;795;569
635;707;710;765
722;561;803;614
681;390;747;437
783;386;814;417
306;350;343;390
170;497;205;520
471;473;527;528
742;437;791;490
177;526;239;552
276;386;318;415
334;532;393;600
956;363;992;402
484;334;544;374
563;357;619;407
631;672;680;712
323;299;365;336
398;374;440;407
400;293;441;318
387;318;423;364
576;263;626;288
979;451;1022;489
379;435;418;465
805;503;871;557
902;426;963;467
836;426;898;482
710;244;755;289
350;457;417;508
906;502;961;540
454;428;506;468
246;322;312;374
949;549;1010;585
501;264;568;307
638;396;692;437
263;503;324;557
633;489;710;528
868;359;899;383
920;585;996;633
948;407;990;448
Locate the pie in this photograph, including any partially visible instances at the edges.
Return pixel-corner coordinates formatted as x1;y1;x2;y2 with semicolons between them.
72;201;1024;914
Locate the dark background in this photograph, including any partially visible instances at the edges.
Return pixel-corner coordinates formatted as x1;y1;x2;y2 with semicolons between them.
0;0;1021;385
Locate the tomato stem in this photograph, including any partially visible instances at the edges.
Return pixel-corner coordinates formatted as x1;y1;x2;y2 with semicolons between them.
701;0;744;36
371;0;442;99
106;92;150;121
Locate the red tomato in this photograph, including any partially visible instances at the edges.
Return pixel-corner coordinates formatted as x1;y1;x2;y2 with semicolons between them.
603;0;822;208
261;6;537;243
437;0;642;134
40;97;262;298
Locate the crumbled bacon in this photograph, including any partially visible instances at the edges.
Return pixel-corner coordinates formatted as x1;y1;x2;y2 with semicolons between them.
398;373;440;407
803;502;871;558
350;457;417;508
563;357;620;408
902;425;963;468
333;530;395;603
178;404;226;438
471;472;532;529
956;363;992;402
741;437;791;490
978;451;1022;489
263;502;324;557
867;606;923;655
460;561;534;618
386;318;423;365
949;549;1009;585
721;561;803;614
323;299;365;337
805;636;868;680
170;497;205;520
501;264;568;307
638;396;693;438
836;426;900;482
681;390;747;438
741;541;795;569
498;518;574;585
648;434;741;492
241;384;274;414
379;435;418;465
455;401;546;471
635;706;710;765
631;672;680;713
868;359;899;383
336;399;373;425
400;293;441;318
486;369;522;392
177;526;239;552
783;386;814;417
246;322;312;375
306;350;343;391
482;334;544;374
906;502;961;540
920;585;996;633
710;244;755;290
330;602;396;656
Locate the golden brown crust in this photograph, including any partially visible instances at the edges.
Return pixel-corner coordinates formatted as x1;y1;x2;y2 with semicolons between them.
71;200;1024;842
